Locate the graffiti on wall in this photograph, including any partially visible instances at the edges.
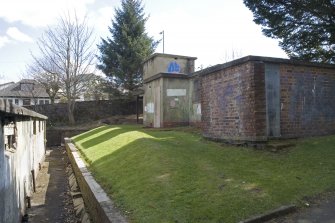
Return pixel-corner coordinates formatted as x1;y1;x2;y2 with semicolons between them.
145;103;154;113
167;61;181;73
289;74;335;126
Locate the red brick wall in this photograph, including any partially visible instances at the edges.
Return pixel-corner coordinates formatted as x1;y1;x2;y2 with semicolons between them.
200;61;267;142
280;64;335;138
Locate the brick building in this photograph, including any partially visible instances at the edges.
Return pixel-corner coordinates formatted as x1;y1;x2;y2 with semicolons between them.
143;54;335;142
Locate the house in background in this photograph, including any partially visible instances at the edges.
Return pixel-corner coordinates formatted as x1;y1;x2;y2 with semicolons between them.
0;79;51;106
0;82;14;91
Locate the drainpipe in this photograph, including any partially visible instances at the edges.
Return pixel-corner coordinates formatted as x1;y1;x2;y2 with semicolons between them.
31;170;36;192
22;214;29;222
26;196;31;208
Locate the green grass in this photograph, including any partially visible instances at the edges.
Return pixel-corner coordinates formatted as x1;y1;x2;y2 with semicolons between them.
72;125;335;223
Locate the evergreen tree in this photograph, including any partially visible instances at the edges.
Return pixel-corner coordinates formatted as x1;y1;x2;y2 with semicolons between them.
97;0;157;95
243;0;335;63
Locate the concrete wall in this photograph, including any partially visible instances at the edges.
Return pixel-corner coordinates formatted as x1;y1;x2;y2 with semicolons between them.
143;78;162;127
65;139;127;223
188;76;202;126
143;53;196;80
0;100;47;223
162;77;190;127
143;53;197;128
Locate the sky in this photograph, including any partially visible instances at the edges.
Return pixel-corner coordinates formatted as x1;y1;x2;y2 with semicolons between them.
0;0;288;83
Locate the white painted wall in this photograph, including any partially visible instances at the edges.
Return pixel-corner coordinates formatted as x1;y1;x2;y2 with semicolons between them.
0;115;46;222
1;98;50;106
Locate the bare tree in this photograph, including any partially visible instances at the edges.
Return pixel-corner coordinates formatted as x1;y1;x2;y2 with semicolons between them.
27;59;60;104
223;48;243;63
31;13;96;125
83;75;108;101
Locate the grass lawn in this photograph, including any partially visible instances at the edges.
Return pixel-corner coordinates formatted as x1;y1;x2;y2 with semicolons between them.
72;125;335;223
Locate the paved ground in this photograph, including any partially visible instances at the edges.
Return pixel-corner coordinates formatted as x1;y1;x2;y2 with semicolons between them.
27;147;78;223
270;196;335;223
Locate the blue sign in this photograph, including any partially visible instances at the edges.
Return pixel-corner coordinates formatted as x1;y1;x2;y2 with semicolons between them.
167;61;181;73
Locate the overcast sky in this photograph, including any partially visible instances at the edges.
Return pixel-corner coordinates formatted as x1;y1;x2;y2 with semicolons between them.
0;0;288;83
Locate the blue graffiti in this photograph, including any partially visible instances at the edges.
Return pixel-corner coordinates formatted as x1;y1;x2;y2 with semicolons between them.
167;61;181;73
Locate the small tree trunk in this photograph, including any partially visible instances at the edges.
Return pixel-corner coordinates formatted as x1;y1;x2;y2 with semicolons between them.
67;100;76;125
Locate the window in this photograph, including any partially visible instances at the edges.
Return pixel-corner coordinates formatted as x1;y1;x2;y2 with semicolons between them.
4;119;16;152
20;83;34;91
23;99;31;106
33;119;37;135
8;99;13;104
14;99;19;105
39;100;45;105
45;100;50;104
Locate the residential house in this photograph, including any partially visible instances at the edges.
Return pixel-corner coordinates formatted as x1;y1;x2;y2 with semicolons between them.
0;79;51;106
0;82;14;91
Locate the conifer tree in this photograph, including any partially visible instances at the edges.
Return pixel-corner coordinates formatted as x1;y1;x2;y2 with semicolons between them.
244;0;335;63
97;0;157;95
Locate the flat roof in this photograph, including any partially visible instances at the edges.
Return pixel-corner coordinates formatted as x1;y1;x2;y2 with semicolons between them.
192;55;335;77
143;53;197;64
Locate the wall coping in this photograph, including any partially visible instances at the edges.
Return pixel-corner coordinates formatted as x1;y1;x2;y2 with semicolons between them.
0;99;47;119
144;72;190;83
192;55;335;78
143;53;197;64
64;138;128;223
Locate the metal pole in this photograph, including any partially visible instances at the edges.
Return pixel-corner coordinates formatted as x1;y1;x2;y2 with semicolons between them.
160;31;165;54
162;30;165;54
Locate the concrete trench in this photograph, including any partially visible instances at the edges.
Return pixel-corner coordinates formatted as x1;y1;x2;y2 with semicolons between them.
26;146;90;223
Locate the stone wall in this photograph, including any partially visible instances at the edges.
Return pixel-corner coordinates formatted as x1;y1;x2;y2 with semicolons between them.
26;99;142;126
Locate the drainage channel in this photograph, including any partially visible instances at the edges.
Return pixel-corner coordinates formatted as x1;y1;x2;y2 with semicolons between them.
26;146;90;223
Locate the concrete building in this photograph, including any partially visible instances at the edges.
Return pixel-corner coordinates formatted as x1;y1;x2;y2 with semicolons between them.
143;53;198;128
0;99;47;222
143;54;335;142
0;79;51;106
